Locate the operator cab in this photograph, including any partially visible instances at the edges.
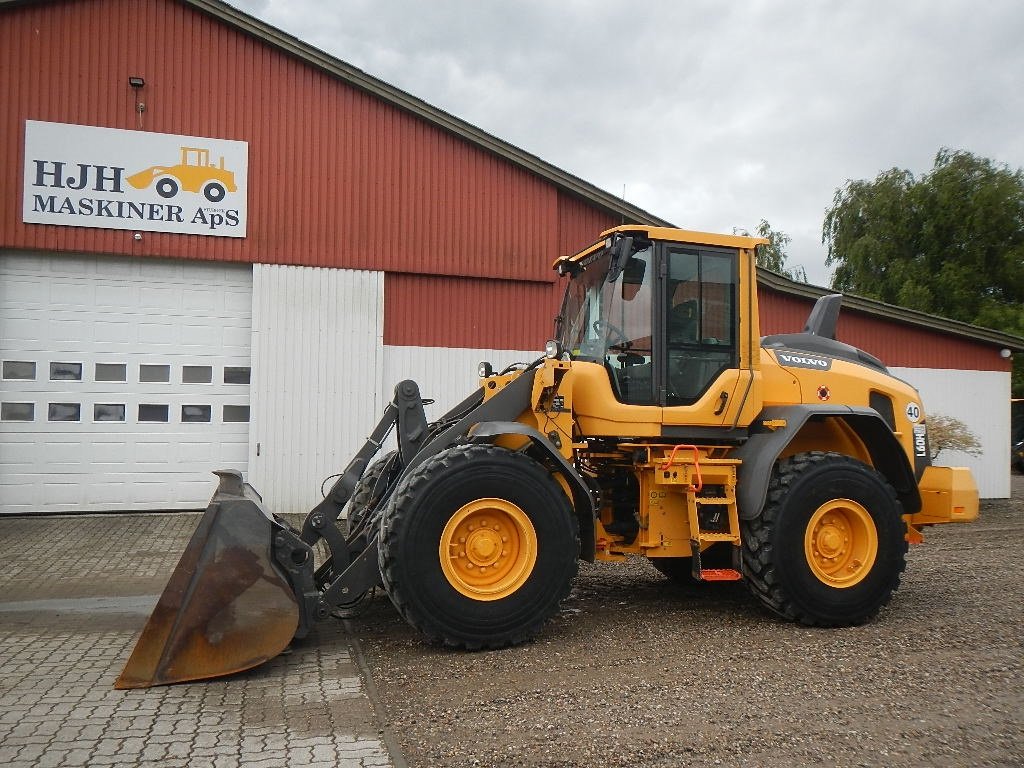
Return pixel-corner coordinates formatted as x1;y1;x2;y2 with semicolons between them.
555;227;759;413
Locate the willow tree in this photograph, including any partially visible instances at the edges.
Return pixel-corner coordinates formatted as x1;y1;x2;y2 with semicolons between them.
823;149;1024;393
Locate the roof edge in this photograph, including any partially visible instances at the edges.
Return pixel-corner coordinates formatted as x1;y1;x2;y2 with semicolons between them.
181;0;672;228
757;267;1024;352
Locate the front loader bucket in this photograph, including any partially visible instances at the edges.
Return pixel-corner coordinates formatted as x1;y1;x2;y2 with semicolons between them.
115;472;300;689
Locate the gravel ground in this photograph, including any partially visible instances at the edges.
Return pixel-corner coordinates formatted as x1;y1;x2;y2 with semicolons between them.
352;475;1024;768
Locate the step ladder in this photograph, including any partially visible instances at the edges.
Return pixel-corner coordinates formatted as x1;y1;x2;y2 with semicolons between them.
658;445;743;582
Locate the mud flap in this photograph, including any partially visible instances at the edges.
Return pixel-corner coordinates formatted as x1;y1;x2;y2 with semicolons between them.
115;473;300;689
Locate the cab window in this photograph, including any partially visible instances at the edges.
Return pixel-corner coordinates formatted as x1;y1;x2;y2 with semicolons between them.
665;248;737;405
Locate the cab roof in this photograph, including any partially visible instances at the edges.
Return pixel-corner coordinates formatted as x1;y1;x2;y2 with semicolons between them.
553;225;768;269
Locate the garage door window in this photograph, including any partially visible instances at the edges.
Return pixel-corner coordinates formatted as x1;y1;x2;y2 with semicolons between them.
1;403;35;421
223;405;249;422
48;403;81;421
3;361;36;380
182;404;212;423
94;404;126;422
138;404;169;422
50;362;82;381
95;363;127;382
140;365;170;383
224;366;250;384
183;366;213;384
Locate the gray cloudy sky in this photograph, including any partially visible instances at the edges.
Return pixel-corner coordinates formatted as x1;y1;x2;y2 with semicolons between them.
234;0;1024;286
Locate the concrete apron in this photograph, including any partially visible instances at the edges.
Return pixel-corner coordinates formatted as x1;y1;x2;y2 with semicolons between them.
0;512;399;768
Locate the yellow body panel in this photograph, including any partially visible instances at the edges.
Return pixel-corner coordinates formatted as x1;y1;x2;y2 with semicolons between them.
910;466;980;525
565;362;664;437
761;348;924;463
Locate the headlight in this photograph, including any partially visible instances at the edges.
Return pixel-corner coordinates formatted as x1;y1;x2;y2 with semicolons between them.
478;361;493;378
544;339;563;359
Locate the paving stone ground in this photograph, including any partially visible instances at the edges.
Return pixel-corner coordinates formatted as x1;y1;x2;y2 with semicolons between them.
0;513;396;768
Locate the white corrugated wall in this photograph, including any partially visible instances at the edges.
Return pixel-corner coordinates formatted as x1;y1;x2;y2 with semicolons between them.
248;264;384;514
894;367;1011;499
382;345;541;422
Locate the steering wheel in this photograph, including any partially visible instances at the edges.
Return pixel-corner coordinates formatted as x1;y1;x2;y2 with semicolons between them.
593;319;630;350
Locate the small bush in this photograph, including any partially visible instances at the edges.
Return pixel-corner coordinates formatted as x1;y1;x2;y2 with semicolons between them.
927;413;982;460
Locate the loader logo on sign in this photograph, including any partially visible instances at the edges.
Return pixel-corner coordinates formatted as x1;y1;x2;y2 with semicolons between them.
127;147;237;204
22;120;247;237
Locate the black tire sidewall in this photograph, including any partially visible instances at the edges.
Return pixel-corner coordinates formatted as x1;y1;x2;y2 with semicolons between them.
382;446;578;646
204;182;226;202
155;177;178;198
347;450;397;531
771;457;905;624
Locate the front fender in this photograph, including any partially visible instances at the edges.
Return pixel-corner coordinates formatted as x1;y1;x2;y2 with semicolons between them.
733;405;921;519
468;421;597;562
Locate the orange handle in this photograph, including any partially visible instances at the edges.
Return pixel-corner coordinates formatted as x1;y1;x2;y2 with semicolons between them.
659;444;703;492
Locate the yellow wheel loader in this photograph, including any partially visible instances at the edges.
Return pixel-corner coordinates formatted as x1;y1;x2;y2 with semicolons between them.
116;226;979;689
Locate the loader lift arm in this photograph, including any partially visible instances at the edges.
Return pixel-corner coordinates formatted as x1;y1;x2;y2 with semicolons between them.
286;380;433;637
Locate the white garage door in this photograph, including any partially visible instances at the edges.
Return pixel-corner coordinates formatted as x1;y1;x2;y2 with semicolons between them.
0;252;253;514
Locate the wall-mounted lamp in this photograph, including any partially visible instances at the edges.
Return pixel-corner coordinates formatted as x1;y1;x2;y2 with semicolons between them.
128;76;146;126
1001;349;1013;359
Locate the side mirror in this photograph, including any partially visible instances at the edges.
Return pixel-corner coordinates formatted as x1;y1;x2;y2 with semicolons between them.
606;235;635;283
622;256;647;286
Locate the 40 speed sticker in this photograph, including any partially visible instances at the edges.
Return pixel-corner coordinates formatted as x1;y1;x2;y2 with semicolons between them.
905;402;922;423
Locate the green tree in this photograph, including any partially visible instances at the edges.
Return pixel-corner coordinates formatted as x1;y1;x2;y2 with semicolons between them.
823;149;1024;394
754;219;807;282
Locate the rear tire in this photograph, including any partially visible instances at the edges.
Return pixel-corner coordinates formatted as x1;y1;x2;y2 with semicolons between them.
344;450;397;539
204;181;227;202
379;444;579;649
741;452;907;626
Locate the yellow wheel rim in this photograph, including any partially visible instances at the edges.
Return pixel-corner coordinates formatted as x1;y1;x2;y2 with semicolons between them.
804;499;878;588
439;498;537;601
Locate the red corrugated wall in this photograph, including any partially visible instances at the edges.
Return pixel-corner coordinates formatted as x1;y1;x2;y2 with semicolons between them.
759;288;1010;372
385;191;616;349
1;0;1007;368
0;0;608;283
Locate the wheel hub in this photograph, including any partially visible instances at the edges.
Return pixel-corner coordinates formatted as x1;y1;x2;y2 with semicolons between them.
804;499;878;588
466;526;502;566
439;499;537;601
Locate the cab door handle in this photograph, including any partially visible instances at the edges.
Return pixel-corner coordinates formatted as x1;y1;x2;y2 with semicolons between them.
714;391;729;416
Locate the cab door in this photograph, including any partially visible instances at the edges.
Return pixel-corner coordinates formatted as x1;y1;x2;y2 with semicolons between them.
659;244;758;429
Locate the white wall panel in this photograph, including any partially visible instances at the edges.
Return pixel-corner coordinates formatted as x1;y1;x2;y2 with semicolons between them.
893;367;1011;499
383;345;541;423
249;265;384;514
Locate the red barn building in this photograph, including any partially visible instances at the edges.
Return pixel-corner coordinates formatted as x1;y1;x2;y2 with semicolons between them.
1;0;1019;513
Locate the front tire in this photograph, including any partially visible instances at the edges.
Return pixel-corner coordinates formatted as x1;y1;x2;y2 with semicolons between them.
741;452;907;626
379;444;579;649
155;177;179;198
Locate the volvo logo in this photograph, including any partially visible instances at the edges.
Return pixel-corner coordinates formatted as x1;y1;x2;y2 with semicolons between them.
776;352;832;371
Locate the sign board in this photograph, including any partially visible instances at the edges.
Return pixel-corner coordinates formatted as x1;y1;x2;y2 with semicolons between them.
23;120;248;237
